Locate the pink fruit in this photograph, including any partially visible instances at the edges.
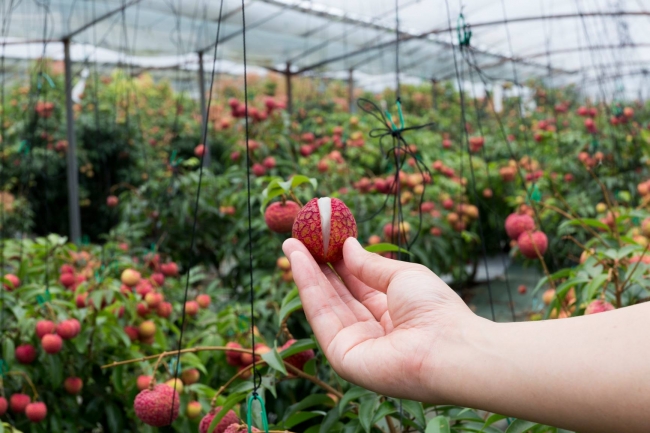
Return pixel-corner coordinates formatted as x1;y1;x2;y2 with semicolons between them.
194;144;206;158
281;339;315;371
199;407;239;433
187;401;202;419
292;197;357;263
106;195;119;207
0;396;7;416
25;402;47;422
185;301;199;316
121;269;141;287
156;302;173;318
36;320;56;338
151;272;165;287
15;344;37;364
145;292;163;308
196;294;211;309
41;334;63;354
517;231;548;259
585;299;615;315
3;273;20;291
10;393;30;413
504;213;535;240
161;262;179;277
225;342;242;366
181;368;200;385
137;303;150;317
263;156;276;169
138;320;156;338
56;320;79;340
124;326;139;341
137;375;153;391
60;264;74;274
264;201;301;233
133;384;180;427
64;377;83;394
252;163;266;177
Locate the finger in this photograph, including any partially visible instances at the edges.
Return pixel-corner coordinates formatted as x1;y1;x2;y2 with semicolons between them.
342;237;414;293
333;260;388;322
286;250;343;352
283;239;358;327
319;263;375;322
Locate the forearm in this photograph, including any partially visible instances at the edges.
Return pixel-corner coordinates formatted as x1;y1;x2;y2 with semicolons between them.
435;303;650;432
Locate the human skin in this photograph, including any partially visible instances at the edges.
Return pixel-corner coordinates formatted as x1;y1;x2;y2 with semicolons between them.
282;237;650;433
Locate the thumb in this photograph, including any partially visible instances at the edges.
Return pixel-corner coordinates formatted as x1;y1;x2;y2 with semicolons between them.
342;237;415;293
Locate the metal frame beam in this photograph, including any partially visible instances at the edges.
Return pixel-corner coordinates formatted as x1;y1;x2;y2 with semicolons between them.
62;0;143;40
63;39;81;244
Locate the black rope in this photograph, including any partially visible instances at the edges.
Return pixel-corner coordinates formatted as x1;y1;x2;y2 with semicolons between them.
168;0;225;423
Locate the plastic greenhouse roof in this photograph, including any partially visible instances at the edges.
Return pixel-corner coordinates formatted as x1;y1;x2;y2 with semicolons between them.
1;0;650;98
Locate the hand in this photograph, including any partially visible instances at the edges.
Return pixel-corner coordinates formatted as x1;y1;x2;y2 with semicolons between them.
282;237;476;403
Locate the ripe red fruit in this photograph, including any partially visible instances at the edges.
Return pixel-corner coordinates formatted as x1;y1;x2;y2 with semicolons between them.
264;201;301;233
292;197;357;263
442;139;452;149
137;375;153;391
442;198;454;210
299;144;313;157
504;213;535;240
133;384;181;427
10;393;30;413
56;320;79;340
161;262;179;277
25;402;47;422
252;163;266;177
156;302;173;318
41;334;63;354
0;396;7;416
196;294;211;309
36;320;56;338
225;342;242;366
145;292;163;308
124;326;139;341
224;424;260;433
2;273;20;291
199;407;239;433
60;264;74;274
106;195;119;207
194;144;206;158
76;293;88;308
187;401;202;419
137;303;150;317
121;268;141;287
181;368;200;385
151;272;165;287
517;231;548;259
185;301;199;316
585;299;615;315
138;320;156;338
281;339;315;371
517;285;527;295
64;377;83;394
263;156;276;169
15;344;37;364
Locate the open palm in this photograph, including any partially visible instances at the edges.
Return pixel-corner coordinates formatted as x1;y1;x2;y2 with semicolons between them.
282;237;474;403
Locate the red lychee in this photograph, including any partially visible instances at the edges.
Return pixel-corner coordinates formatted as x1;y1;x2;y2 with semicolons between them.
124;326;139;341
517;285;527;295
517;231;548;259
252;163;266;177
281;339;315;371
181;368;200;385
3;273;20;291
56;320;79;340
64;377;83;394
199;407;239;433
121;268;141;287
137;375;153;391
194;144;206;158
161;262;179;277
41;334;63;354
151;272;165;287
106;195;119;207
584;299;615;315
504;213;535;240
264;201;301;234
156;302;173;318
187;401;202;419
36;320;56;338
263;156;276;169
138;320;156;338
0;396;7;416
133;384;180;427
10;393;30;413
185;301;199;316
225;342;242;366
196;294;211;309
15;344;37;364
292;197;357;263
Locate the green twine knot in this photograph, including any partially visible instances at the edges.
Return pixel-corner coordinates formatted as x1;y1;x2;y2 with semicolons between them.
36;288;52;307
526;184;541;204
18;140;30;155
590;137;599;152
238;314;249;332
384;99;405;133
0;359;7;377
170;150;184;168
168;359;181;376
81;235;90;246
457;13;472;47
246;393;269;433
37;72;56;90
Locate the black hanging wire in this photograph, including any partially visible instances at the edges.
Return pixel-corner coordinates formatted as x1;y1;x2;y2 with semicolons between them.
167;0;225;423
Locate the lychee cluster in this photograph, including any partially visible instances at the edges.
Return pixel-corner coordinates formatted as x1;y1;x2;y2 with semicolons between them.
505;212;548;259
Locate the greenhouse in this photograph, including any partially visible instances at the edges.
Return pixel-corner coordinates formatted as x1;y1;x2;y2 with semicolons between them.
1;0;650;432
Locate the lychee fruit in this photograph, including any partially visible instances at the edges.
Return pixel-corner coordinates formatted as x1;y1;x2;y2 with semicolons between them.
36;320;56;338
41;334;63;354
145;292;163;308
64;377;83;394
196;294;211;309
165;378;184;394
225;342;242;366
151;272;165;287
542;289;556;305
25;402;47;422
368;235;381;245
3;273;20;291
156;302;172;318
194;144;206;158
517;231;548;259
292;197;357;263
281;339;315;371
124;326;139;341
187;401;202;419
161;262;179;277
264;201;301;233
224;424;260;433
252;163;266;177
57;319;80;340
276;257;291;271
137;303;150;317
584;299;615;315
121;268;141;287
15;344;37;364
199;407;239;433
185;300;199;316
138;320;156;338
137;375;153;391
107;195;119;207
517;285;527;295
504;213;535;240
181;368;200;385
10;393;30;413
133;384;180;427
0;396;7;416
60;264;74;274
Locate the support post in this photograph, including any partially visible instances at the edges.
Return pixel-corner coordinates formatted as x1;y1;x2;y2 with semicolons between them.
64;39;81;244
198;51;210;167
348;69;355;113
285;63;293;114
431;78;438;110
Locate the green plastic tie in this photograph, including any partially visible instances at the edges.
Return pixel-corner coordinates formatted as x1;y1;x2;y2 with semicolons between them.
170;150;184;167
37;72;55;90
590;137;599;152
457;13;472;47
18;140;30;155
526;184;542;204
81;235;90;246
246;393;269;433
168;359;181;375
0;359;7;377
384;100;405;132
36;288;52;307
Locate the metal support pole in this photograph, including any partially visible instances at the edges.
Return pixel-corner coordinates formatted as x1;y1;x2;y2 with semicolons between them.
198;51;210;167
63;39;81;244
431;78;438;110
285;63;293;114
348;69;355;113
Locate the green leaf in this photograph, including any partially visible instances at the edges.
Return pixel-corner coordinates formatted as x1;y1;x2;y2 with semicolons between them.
112;365;124;395
285;412;322;429
278;296;303;326
364;243;411;255
283;394;333;421
181;352;208;375
261;346;288;375
425;415;450;433
338;386;374;415
289;175;317;190
585;274;609;300
2;339;15;366
280;339;316;359
482;414;507;429
371;401;397;424
320;408;341;433
505;419;539;433
358;397;378;433
560;218;609;231
401;400;426;429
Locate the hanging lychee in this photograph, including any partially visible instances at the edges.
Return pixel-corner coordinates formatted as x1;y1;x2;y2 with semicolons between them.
517;231;548;259
584;299;615;315
25;402;48;422
292;197;357;263
504;213;535;240
133;384;180;427
264;201;301;233
199;407;239;433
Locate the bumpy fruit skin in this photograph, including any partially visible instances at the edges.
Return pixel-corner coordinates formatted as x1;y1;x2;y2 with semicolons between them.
517;231;548;259
133;384;180;427
224;424;260;433
585;300;615;315
292;198;357;263
15;344;37;364
25;402;47;422
41;334;63;354
0;396;7;416
281;339;315;371
199;407;239;433
10;393;30;413
265;201;301;233
505;213;535;239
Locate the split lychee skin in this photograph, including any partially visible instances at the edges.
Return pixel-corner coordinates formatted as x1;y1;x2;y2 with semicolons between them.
133;384;180;427
292;197;357;263
265;201;301;233
517;231;548;259
199;407;239;433
505;213;535;240
585;299;615;315
25;402;47;422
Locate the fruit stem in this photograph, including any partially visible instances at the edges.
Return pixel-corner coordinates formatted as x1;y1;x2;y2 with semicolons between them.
6;371;38;400
149;353;166;391
528;232;555;291
210;361;262;408
101;346;254;369
586;167;622;247
289;192;303;207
